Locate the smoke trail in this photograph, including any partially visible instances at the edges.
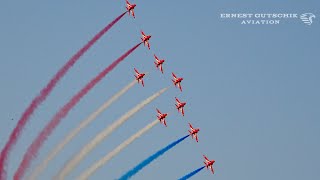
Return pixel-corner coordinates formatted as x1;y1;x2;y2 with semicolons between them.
28;80;137;180
79;119;159;179
178;166;205;180
0;12;126;180
119;135;190;180
14;43;141;180
56;88;168;179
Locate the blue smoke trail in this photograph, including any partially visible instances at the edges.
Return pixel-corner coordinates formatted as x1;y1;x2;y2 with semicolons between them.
118;135;190;180
178;166;205;180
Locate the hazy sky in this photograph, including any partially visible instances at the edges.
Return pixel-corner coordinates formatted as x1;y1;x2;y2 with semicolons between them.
0;0;319;179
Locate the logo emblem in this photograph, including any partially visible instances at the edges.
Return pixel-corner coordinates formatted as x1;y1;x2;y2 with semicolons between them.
300;13;316;25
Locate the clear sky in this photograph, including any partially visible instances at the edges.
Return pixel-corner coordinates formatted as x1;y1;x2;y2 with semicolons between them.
0;0;319;179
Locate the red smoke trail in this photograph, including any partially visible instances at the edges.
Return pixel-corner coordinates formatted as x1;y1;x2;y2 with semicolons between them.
0;12;126;180
14;43;141;180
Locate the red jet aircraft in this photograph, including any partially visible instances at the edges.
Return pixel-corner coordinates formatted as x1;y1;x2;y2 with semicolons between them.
203;155;215;174
141;31;151;50
188;123;200;142
134;68;145;87
156;108;168;127
154;54;165;73
175;97;186;116
172;73;183;91
126;0;136;18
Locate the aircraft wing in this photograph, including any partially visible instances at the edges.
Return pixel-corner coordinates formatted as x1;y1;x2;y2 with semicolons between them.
146;41;150;49
154;54;159;61
163;119;167;126
159;64;163;73
130;10;135;18
194;134;198;142
203;155;210;162
172;72;177;79
210;166;214;174
178;83;182;91
189;123;194;129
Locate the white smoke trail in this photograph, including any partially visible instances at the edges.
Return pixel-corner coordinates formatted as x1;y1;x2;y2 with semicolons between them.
28;80;136;180
56;87;168;179
78;119;159;179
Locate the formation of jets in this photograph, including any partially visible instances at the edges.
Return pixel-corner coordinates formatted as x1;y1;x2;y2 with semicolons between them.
126;0;215;175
